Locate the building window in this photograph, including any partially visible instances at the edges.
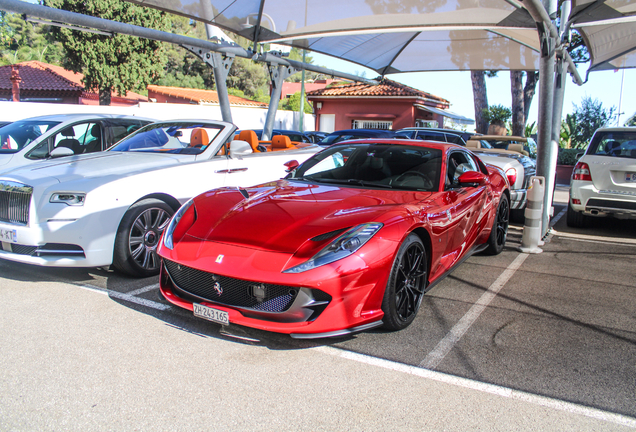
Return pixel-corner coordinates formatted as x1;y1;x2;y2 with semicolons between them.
352;120;393;130
415;119;439;128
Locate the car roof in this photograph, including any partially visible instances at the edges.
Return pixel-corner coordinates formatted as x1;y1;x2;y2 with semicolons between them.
328;129;395;135
594;127;636;133
329;138;460;151
14;113;155;122
478;135;528;142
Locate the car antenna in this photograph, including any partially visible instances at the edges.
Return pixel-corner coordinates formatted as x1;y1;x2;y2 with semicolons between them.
237;187;249;199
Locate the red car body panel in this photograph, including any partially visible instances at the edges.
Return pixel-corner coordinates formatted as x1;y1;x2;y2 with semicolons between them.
158;140;508;337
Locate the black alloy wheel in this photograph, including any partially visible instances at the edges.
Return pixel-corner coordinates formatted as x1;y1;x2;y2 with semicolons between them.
484;194;509;255
113;199;174;277
382;234;428;331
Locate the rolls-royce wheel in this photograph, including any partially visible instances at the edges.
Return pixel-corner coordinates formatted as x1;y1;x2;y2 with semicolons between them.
113;199;173;277
484;194;509;255
381;233;428;331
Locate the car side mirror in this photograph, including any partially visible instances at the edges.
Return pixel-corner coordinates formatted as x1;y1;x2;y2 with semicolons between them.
576;151;584;160
284;160;299;172
49;146;74;159
457;171;487;187
229;140;253;157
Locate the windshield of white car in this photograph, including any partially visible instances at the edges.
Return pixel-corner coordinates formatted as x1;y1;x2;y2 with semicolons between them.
288;143;442;192
0;120;60;154
587;132;636;159
108;122;224;155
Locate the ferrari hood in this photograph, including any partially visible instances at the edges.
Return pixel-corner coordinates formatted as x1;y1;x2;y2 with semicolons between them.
185;180;432;253
0;151;183;186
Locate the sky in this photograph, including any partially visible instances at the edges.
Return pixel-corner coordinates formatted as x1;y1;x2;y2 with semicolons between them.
311;53;636;130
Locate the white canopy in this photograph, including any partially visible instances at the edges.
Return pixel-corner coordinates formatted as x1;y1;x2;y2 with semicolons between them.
127;0;542;73
571;0;636;73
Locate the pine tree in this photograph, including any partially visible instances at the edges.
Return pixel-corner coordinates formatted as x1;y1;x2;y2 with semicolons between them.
44;0;170;105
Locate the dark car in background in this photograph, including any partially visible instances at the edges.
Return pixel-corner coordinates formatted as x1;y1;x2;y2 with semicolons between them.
304;131;328;143
395;127;474;145
318;128;396;146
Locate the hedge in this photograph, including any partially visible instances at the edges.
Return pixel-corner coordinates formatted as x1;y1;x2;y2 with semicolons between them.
557;148;582;165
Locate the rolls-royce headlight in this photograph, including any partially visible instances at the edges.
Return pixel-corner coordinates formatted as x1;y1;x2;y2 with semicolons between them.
50;193;86;206
163;198;195;250
284;223;383;273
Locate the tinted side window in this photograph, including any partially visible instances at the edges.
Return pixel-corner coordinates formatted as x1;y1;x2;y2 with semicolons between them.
447;151;478;187
444;134;466;145
107;120;148;146
416;131;446;142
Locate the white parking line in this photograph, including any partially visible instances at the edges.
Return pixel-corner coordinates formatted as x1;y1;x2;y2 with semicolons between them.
551;207;567;226
127;283;159;296
419;253;529;370
554;230;636;245
317;346;636;428
75;284;170;311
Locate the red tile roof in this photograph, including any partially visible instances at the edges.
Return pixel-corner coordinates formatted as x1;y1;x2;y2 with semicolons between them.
147;85;268;107
0;61;82;92
0;61;147;103
307;78;449;105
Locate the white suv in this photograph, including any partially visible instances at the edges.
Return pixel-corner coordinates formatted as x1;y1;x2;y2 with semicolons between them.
568;127;636;227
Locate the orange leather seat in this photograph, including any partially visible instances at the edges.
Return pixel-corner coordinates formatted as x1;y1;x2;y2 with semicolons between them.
190;128;209;147
271;135;294;150
237;130;261;152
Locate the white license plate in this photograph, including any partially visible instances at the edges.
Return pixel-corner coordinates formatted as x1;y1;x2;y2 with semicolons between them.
193;303;229;325
626;173;636;182
0;228;17;243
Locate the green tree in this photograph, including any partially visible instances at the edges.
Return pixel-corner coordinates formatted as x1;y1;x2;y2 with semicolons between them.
569;96;616;149
560;114;577;148
44;0;170;105
0;12;64;66
281;91;312;113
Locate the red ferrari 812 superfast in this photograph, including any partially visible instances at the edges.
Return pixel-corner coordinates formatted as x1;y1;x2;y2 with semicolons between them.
158;140;510;338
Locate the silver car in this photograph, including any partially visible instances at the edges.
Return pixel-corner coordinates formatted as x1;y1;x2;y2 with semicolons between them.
568;127;636;227
0;114;153;173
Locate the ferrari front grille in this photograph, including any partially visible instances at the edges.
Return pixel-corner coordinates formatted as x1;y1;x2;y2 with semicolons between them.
163;259;298;312
0;181;32;226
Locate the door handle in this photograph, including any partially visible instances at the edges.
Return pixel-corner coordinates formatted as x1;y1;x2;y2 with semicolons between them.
228;168;248;173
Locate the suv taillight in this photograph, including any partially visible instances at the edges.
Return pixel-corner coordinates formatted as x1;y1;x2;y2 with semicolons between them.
572;162;592;181
505;168;517;186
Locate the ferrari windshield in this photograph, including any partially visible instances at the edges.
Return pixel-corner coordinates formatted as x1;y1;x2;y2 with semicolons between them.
109;122;224;155
0;120;60;154
289;143;443;192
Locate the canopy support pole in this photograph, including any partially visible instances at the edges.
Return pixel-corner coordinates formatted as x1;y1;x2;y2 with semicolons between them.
263;63;298;141
183;46;234;123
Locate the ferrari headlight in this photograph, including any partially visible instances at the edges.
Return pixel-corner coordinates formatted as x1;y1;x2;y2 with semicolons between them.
50;193;86;206
163;198;194;250
284;223;383;273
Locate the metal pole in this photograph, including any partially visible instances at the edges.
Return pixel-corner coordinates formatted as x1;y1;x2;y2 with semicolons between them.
211;53;233;123
524;0;558;236
263;64;295;141
299;49;306;132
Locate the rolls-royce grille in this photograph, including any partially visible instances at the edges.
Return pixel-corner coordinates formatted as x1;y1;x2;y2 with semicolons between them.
164;259;298;312
0;181;32;226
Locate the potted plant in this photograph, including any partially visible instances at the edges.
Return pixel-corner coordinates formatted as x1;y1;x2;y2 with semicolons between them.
482;105;512;136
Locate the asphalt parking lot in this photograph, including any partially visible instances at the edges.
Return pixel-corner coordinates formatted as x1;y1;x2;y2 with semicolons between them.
1;186;635;431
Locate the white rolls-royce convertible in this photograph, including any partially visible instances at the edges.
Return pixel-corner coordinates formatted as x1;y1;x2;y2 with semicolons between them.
0;120;320;277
